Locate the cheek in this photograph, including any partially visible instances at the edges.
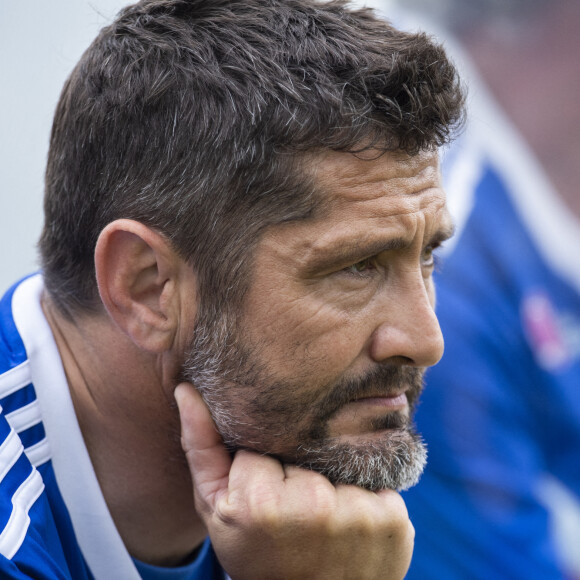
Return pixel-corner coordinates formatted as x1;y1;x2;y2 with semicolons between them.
243;271;382;380
260;299;373;379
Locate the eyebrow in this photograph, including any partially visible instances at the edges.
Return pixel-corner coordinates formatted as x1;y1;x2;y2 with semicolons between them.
305;222;456;274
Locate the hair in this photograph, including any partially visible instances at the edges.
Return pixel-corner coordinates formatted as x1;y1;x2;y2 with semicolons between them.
39;0;465;318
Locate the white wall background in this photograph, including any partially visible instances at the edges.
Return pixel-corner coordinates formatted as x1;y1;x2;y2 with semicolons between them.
0;0;128;295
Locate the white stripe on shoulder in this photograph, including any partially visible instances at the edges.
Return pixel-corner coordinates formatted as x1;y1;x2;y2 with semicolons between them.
0;468;45;560
12;275;141;579
5;401;42;434
24;438;51;468
0;430;24;483
0;362;31;399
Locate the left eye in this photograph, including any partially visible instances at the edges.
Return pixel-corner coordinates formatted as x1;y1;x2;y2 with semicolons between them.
343;258;376;275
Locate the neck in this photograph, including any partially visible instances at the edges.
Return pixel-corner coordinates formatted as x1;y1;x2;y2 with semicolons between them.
460;1;580;217
41;294;206;566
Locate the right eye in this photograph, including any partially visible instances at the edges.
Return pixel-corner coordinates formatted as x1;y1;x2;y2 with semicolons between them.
342;257;376;276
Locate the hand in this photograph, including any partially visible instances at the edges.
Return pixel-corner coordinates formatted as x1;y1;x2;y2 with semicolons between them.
175;382;414;580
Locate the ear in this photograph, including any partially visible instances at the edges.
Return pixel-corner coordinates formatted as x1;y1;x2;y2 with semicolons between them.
94;219;195;353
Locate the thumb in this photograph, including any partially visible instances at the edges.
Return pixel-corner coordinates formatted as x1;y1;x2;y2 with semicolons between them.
174;382;232;516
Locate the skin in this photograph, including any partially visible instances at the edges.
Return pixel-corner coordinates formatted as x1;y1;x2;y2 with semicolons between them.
42;147;452;578
189;149;452;468
242;148;449;415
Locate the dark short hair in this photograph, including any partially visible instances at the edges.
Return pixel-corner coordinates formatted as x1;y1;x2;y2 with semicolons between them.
39;0;465;317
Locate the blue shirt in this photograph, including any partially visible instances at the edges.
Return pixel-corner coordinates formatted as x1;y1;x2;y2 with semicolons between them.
0;274;223;579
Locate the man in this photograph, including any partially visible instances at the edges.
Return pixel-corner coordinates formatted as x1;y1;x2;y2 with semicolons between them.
0;0;464;577
363;0;580;578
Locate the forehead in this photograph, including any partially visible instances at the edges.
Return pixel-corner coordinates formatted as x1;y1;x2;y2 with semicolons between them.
307;148;446;234
310;148;443;210
259;148;452;269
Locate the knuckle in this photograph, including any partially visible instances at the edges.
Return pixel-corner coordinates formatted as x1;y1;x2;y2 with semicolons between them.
213;492;244;526
306;477;339;515
335;487;412;538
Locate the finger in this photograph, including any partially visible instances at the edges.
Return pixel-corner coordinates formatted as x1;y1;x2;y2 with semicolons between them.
374;488;410;515
174;382;232;513
371;489;415;550
228;450;286;485
225;449;288;508
333;486;414;577
331;486;412;535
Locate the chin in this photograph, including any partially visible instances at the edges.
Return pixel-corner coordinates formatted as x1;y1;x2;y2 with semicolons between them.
290;426;428;492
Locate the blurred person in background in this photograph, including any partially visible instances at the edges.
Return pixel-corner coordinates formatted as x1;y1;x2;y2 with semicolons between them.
360;0;580;577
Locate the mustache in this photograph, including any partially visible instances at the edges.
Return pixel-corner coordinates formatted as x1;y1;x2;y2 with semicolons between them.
312;365;425;425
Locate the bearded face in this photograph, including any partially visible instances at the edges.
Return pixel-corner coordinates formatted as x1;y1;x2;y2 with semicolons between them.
182;148;451;492
182;314;427;492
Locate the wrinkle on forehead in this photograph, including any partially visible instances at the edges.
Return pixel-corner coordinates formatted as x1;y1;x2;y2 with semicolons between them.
254;147;450;277
310;148;442;205
260;168;451;275
280;203;452;276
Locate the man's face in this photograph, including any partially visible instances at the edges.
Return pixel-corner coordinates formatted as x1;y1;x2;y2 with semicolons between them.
183;148;453;491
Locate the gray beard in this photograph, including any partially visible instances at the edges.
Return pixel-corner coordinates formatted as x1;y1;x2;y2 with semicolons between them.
295;431;427;491
182;314;427;492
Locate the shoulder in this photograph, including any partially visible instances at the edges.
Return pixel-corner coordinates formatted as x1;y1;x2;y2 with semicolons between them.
0;278;32;375
0;278;46;559
0;278;91;577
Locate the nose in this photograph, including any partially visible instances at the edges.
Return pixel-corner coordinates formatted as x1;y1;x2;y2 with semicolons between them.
369;275;444;368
